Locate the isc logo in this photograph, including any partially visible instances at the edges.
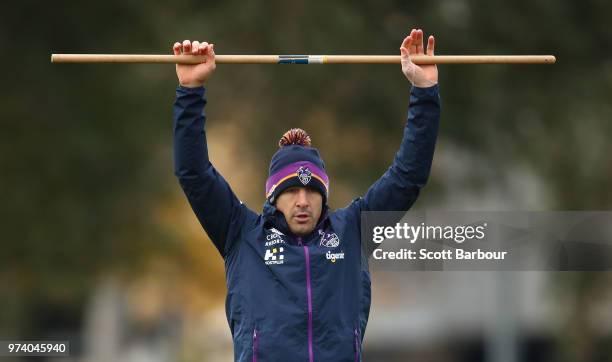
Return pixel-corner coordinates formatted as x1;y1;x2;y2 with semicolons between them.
264;247;285;265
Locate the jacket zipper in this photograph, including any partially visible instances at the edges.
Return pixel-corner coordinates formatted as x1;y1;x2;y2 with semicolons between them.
252;328;258;362
300;237;314;362
354;328;360;362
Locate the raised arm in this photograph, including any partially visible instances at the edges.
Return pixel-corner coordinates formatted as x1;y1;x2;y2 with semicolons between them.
362;29;440;211
173;40;248;257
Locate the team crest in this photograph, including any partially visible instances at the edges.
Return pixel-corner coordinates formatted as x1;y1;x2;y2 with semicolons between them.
297;166;312;185
320;232;340;248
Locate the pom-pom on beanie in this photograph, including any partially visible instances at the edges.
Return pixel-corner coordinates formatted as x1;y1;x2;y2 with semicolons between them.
266;128;329;204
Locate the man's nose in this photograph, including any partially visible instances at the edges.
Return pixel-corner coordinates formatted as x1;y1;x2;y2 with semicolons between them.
295;189;309;208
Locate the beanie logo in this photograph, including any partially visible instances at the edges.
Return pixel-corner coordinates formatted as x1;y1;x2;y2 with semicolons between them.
297;166;312;185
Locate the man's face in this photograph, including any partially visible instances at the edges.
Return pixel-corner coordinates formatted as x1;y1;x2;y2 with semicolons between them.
275;186;323;236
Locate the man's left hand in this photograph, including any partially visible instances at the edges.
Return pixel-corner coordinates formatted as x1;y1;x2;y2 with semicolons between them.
400;28;438;87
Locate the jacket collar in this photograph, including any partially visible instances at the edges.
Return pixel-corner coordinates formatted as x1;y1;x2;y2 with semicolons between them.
263;201;329;245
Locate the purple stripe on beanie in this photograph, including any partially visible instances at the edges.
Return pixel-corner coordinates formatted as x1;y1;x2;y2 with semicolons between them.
265;161;329;196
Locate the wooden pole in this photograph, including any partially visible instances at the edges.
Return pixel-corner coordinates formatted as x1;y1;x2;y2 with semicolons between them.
50;54;556;65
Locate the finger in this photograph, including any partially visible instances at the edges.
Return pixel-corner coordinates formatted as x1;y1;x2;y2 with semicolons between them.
199;43;210;63
409;29;418;53
192;40;200;55
182;40;191;54
401;37;413;56
400;34;412;50
209;44;216;69
173;42;181;55
427;35;435;56
416;29;424;55
401;36;413;54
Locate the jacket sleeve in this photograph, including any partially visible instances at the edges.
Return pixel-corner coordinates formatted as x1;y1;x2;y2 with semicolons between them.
360;84;440;211
173;85;247;257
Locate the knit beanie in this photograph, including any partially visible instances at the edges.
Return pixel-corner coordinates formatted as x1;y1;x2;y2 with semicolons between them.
266;129;329;204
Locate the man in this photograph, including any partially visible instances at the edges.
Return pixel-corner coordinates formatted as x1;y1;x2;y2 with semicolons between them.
172;28;440;361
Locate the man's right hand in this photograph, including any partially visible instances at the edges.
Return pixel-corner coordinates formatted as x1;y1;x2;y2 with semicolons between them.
173;40;216;88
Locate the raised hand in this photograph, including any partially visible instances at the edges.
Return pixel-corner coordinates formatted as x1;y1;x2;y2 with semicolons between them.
400;29;438;87
173;40;216;88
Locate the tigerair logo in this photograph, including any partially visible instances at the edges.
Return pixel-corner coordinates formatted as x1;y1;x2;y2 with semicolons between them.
326;250;345;263
264;247;285;265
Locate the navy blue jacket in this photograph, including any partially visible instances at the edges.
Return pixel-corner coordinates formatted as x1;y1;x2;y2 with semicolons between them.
173;85;440;361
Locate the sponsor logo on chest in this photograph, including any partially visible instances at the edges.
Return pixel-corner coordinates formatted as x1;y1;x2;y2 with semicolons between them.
326;250;345;263
262;228;346;265
319;230;344;263
264;228;286;265
265;228;286;247
264;247;285;265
